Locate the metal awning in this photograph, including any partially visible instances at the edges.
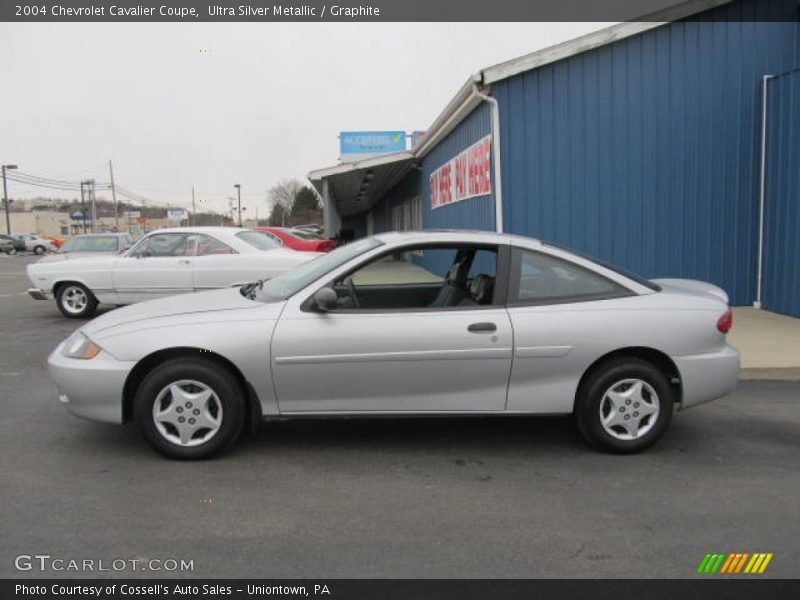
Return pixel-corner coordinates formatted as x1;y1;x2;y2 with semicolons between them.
308;151;415;217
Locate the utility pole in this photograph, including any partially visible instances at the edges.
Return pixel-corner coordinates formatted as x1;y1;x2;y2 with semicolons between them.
80;181;88;234
191;186;196;226
1;164;18;235
88;179;97;233
108;160;119;232
234;184;242;226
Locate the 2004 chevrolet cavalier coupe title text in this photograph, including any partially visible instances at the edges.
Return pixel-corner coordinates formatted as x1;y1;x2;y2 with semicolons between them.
47;231;739;459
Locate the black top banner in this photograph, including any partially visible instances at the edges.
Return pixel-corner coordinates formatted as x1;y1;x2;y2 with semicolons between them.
3;0;798;22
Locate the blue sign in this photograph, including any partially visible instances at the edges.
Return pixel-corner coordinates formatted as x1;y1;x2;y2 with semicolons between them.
340;131;406;155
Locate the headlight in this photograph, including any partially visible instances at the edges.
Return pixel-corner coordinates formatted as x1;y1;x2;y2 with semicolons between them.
62;333;102;359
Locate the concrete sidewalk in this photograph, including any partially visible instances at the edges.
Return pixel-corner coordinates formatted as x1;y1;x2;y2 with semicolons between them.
730;307;800;380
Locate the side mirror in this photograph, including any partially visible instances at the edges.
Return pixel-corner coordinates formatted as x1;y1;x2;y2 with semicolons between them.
313;287;338;312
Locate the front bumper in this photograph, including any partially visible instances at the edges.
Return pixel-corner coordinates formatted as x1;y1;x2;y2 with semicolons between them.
673;344;740;410
27;287;50;301
47;343;135;424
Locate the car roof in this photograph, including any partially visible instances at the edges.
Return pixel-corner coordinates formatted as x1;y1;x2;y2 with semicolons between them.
372;229;542;247
71;233;129;237
149;226;249;235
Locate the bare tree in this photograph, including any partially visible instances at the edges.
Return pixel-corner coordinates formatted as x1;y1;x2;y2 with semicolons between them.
267;179;302;211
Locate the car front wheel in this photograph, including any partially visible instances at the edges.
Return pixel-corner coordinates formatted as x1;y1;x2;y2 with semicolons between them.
56;283;98;318
134;359;246;459
33;245;46;255
575;358;674;453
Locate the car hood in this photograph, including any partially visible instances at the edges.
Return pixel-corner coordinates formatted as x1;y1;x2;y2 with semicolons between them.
82;287;274;336
29;254;118;270
37;251;119;263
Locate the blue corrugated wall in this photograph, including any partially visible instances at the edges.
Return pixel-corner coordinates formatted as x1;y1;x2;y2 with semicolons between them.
370;170;422;232
492;0;799;305
420;102;495;231
763;67;800;317
341;213;367;239
370;102;495;234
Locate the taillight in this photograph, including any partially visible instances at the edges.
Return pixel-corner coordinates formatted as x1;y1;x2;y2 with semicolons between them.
717;308;733;334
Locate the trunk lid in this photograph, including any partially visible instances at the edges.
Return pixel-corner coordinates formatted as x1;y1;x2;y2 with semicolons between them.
651;278;729;304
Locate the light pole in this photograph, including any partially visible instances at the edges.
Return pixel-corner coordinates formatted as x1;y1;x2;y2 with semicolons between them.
234;184;242;226
2;164;18;235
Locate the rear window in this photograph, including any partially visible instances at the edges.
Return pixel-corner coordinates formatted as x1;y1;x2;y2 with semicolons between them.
237;230;280;251
544;243;662;292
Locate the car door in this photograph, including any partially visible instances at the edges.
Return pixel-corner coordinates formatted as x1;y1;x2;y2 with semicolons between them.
190;234;248;290
505;246;636;413
112;232;195;303
271;243;513;413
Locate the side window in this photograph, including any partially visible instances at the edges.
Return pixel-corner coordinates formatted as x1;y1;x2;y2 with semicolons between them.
328;245;499;311
511;249;628;305
467;248;497;279
194;234;236;256
132;233;193;257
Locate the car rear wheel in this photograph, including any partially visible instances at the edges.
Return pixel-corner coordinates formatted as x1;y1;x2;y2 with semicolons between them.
56;283;98;318
575;358;673;453
134;359;246;460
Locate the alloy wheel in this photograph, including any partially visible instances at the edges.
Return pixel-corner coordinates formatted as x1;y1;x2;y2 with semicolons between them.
61;286;88;315
152;380;223;447
598;378;660;441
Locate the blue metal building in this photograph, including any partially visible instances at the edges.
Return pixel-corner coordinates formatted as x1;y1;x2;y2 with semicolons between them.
309;0;800;316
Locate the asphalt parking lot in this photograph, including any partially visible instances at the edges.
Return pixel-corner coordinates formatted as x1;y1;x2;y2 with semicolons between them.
1;254;798;579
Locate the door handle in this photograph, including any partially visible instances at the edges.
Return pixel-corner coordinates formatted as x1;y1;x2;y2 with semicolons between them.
468;322;497;333
178;259;190;265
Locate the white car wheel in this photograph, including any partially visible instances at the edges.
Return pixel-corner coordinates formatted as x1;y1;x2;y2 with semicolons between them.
56;283;98;319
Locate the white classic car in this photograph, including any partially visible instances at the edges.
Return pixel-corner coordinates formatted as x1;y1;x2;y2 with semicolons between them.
27;227;316;318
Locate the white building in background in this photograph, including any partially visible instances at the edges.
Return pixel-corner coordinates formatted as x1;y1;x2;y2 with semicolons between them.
2;211;72;236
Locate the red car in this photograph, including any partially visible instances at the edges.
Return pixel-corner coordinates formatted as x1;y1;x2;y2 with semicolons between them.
255;227;336;252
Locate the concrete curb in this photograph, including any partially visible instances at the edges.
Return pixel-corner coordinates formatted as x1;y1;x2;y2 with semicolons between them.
739;368;800;381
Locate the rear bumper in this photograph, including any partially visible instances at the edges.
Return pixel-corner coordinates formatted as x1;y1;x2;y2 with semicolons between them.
673;344;740;410
27;287;50;301
47;343;135;424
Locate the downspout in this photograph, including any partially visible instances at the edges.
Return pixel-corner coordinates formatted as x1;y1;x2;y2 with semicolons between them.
754;74;774;309
474;86;504;233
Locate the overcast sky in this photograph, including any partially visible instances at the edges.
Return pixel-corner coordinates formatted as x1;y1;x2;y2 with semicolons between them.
0;22;611;215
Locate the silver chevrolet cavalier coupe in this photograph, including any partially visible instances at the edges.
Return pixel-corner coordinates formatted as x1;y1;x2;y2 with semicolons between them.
47;230;739;459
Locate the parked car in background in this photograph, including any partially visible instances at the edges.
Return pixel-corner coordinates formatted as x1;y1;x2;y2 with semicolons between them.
0;234;25;254
257;226;336;252
45;230;739;459
0;237;15;254
14;234;57;254
40;233;135;262
27;227;316;318
42;235;66;249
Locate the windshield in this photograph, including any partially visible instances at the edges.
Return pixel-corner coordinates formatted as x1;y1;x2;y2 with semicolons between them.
250;238;383;302
237;230;280;251
61;236;120;253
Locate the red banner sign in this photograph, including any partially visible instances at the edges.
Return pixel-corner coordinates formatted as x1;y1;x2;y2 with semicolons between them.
429;134;492;210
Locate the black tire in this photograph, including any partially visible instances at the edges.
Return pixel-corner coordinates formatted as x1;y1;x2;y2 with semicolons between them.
134;358;246;460
574;357;674;454
55;282;98;319
33;245;46;255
